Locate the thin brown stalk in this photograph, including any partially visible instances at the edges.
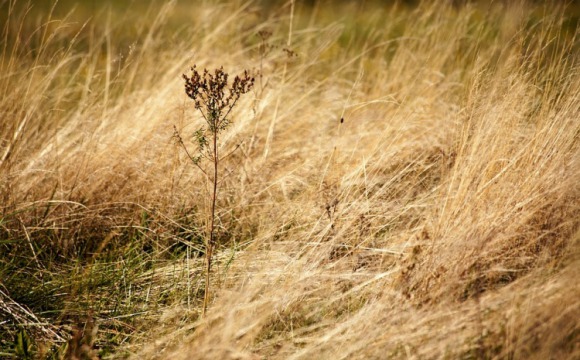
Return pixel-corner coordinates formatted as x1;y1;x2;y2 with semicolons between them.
203;126;219;315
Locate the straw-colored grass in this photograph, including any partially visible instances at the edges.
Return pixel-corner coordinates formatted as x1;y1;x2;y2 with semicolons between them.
1;0;578;358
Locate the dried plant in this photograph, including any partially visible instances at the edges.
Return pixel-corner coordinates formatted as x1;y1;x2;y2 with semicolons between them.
175;65;254;315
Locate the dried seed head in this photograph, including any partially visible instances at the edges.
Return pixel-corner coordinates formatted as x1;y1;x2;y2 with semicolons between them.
183;65;255;132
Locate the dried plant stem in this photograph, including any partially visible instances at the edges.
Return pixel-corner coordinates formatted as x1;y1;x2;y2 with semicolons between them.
203;130;219;316
179;65;254;316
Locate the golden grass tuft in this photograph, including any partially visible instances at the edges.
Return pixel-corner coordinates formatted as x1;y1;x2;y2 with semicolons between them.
1;0;578;358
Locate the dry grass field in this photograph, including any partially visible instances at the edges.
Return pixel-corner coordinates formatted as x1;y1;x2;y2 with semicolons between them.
0;0;578;358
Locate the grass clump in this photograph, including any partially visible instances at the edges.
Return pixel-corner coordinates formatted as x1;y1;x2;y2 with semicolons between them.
0;0;578;359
